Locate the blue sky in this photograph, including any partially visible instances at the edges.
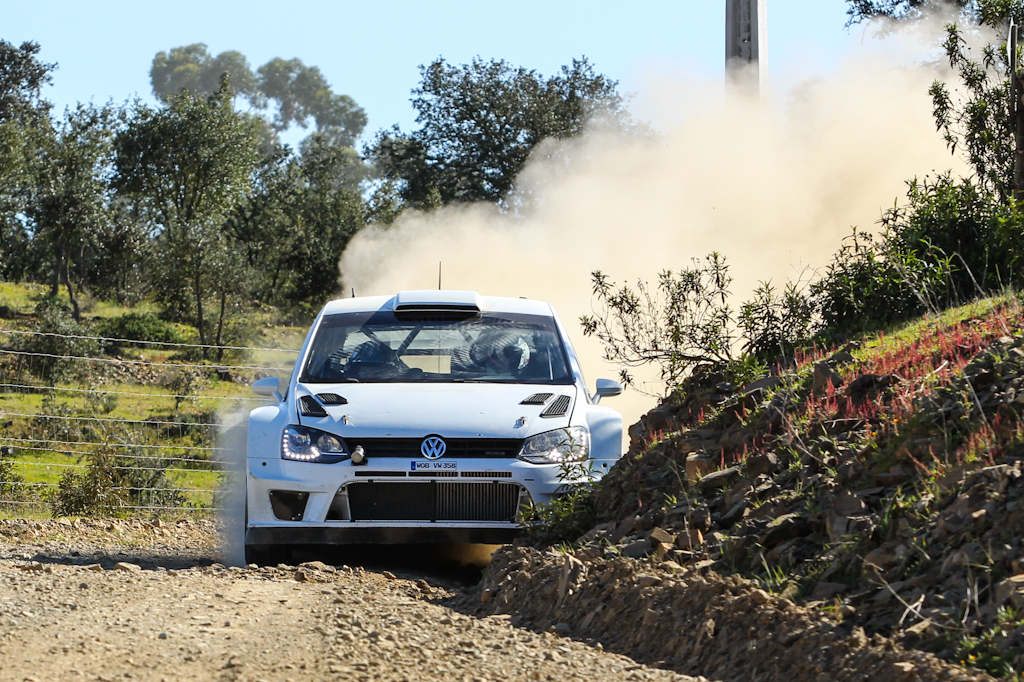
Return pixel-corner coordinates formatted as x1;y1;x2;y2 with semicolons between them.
5;1;860;146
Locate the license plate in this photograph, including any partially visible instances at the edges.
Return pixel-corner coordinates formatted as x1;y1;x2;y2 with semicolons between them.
411;461;457;471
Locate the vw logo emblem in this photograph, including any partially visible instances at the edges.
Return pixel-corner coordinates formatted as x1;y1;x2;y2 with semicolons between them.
420;436;447;459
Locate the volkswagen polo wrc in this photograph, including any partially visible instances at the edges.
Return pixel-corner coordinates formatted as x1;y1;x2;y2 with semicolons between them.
243;290;623;563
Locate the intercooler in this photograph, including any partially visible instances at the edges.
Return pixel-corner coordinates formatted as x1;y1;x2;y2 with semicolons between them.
327;481;524;522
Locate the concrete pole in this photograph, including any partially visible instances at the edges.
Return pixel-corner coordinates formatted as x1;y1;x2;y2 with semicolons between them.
726;0;768;98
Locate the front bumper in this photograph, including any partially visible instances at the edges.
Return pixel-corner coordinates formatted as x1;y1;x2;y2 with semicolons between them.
245;456;574;545
245;525;520;545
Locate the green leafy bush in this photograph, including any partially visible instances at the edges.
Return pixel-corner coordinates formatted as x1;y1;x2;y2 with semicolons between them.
97;311;185;350
49;447;125;517
21;298;99;385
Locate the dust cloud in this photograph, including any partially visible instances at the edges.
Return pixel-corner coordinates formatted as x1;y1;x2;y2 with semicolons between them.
340;23;970;432
217;409;249;567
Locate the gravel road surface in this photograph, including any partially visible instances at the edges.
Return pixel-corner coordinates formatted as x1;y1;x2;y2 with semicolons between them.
0;519;703;682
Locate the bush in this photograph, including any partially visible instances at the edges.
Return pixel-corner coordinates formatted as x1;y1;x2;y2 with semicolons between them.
49;447;126;517
22;298;99;385
810;228;958;339
97;311;185;350
0;447;27;509
738;281;814;362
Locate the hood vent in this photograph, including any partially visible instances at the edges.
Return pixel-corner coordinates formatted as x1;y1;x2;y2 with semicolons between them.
298;395;328;418
520;393;553;406
316;393;348;405
540;395;571;418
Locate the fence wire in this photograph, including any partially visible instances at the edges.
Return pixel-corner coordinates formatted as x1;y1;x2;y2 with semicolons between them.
0;326;297;517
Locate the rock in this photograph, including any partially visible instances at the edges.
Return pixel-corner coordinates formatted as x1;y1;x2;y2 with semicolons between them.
18;562;44;571
300;561;333;573
809;582;848;601
761;514;809;548
557;554;585;600
609;517;639;544
653;542;674;560
620;539;653;559
646;527;674;545
815;418;866;436
746;453;779;478
743;376;791;392
863;546;897;575
637;574;662;587
719;501;747;527
828;350;856;366
686;452;719;482
995;575;1024;609
874;472;911;486
813;362;844;392
697;466;741;490
82;564;104;572
658;561;684;572
553;622;572;636
833;490;867;517
675;529;704;550
114;562;141;572
750;588;771;605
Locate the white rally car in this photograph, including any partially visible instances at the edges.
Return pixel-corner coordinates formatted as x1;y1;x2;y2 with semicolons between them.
244;290;622;563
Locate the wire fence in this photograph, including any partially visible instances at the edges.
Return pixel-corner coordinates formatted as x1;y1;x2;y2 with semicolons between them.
0;326;299;517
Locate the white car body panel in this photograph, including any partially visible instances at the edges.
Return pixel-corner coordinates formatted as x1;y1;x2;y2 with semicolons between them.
244;291;622;553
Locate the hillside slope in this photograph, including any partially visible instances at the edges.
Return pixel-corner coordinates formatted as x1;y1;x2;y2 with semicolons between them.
463;296;1024;681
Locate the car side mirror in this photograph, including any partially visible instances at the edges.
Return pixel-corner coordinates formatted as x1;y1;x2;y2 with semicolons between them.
252;376;282;402
593;378;623;404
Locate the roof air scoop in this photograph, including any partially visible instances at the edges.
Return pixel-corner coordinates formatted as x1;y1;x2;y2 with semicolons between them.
540;395;572;418
394;290;482;315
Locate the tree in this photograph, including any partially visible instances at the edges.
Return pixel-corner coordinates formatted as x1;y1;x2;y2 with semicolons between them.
0;40;55;281
845;0;976;25
25;104;120;320
113;80;263;351
367;57;630;211
150;46;367;146
150;44;257;104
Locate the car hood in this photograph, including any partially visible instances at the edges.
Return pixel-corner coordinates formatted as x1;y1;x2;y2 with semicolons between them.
294;382;579;439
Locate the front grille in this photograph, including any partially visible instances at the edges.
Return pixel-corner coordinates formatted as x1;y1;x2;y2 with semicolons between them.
346;437;524;458
345;481;521;522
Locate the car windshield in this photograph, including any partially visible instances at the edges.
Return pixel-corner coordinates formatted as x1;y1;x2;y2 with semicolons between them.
300;310;574;384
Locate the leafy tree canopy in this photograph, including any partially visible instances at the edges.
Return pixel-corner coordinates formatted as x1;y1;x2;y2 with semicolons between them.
844;0;1024;25
150;44;366;145
367;56;630;211
0;39;54;125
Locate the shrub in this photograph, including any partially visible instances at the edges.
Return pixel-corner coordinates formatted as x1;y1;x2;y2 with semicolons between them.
0;447;27;509
738;281;814;362
21;298;99;385
581;253;734;391
49;447;126;517
97;311;185;350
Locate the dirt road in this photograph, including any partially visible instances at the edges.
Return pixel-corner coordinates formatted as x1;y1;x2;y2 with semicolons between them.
0;519;703;682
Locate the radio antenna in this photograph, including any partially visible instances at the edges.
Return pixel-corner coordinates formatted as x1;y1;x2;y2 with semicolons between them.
438;261;442;290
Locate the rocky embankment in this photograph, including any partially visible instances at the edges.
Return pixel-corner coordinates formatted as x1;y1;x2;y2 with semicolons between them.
467;302;1024;681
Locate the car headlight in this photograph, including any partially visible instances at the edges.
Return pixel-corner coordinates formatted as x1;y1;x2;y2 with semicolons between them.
281;425;349;463
517;427;590;464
